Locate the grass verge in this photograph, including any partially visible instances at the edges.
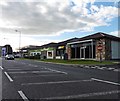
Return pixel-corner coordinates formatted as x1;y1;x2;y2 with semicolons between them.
40;59;115;65
19;58;117;65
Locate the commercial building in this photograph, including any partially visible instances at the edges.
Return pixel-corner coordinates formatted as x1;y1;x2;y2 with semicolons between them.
20;32;120;60
22;43;57;59
21;45;41;57
1;44;13;56
38;42;57;59
66;32;120;60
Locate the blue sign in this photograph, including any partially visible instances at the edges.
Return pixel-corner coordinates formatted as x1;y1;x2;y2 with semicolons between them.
2;48;6;56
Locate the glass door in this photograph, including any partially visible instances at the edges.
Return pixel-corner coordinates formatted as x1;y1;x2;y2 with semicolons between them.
80;47;85;59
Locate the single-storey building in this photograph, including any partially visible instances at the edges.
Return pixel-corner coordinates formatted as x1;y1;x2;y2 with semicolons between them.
20;32;120;60
20;45;41;57
39;42;57;59
27;43;57;59
66;32;120;60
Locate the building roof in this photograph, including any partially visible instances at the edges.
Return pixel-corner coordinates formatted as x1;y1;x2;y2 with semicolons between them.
57;37;79;46
40;42;57;48
20;32;120;51
20;45;41;50
78;32;120;41
20;43;57;50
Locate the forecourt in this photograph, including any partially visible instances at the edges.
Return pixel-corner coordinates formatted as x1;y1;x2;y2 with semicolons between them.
1;58;120;100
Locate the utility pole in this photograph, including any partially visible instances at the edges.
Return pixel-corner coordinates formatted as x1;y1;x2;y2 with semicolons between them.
15;30;21;54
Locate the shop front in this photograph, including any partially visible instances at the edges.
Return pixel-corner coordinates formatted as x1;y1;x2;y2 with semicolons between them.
56;45;65;59
67;39;96;60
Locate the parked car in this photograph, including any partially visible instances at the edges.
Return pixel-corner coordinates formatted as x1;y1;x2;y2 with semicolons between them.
5;54;14;60
14;54;21;58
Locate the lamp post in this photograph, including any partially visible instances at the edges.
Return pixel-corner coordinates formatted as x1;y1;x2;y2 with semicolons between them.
15;30;21;53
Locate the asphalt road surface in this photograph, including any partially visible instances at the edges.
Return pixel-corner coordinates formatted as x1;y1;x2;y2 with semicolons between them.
1;58;120;100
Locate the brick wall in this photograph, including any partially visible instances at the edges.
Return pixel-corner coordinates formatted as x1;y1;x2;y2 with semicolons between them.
96;39;106;60
66;45;71;59
96;38;111;60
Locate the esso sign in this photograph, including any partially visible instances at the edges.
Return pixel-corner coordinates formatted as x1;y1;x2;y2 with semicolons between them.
97;44;103;50
97;46;103;50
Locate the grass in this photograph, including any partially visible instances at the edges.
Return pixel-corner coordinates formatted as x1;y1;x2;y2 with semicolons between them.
18;58;118;65
40;59;115;65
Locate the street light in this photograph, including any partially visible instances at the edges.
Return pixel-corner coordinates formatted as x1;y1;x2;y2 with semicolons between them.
15;30;21;53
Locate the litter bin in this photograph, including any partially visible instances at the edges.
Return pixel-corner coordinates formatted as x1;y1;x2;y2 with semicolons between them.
64;53;68;60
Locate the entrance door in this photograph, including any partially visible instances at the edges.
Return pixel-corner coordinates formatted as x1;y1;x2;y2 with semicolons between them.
80;47;85;59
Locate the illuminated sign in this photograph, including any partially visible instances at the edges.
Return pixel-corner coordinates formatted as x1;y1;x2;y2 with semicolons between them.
58;46;65;49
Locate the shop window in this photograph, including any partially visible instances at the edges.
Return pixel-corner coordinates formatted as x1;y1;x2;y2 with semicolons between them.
48;52;52;57
76;47;80;58
56;50;60;56
34;53;36;56
71;48;75;58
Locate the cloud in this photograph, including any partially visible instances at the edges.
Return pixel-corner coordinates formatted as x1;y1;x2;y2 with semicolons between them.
0;33;61;51
0;0;119;36
109;30;120;37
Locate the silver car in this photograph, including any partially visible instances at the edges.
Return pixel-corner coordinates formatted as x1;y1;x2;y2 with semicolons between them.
5;54;14;60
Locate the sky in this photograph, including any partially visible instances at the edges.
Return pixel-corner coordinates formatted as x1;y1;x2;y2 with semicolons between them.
0;0;120;51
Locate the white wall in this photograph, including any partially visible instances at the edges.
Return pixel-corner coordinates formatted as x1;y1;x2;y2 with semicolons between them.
47;51;54;59
56;56;64;59
111;41;120;59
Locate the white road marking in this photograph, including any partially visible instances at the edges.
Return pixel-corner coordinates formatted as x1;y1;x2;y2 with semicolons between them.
0;66;3;70
9;71;51;74
107;68;115;70
97;67;104;70
21;79;92;86
84;66;89;68
113;69;120;72
31;71;51;73
4;72;13;82
95;66;99;68
91;78;120;86
91;66;96;69
101;67;107;69
41;90;120;100
45;68;67;74
14;74;65;78
18;91;29;101
7;69;22;71
9;71;27;74
28;64;38;67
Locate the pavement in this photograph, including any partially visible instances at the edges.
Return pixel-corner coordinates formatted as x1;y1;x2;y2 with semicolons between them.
1;58;120;100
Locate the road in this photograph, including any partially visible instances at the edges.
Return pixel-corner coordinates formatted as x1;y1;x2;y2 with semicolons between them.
1;58;120;100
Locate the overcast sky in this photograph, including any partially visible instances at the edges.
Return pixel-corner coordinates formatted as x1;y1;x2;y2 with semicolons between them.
0;0;119;51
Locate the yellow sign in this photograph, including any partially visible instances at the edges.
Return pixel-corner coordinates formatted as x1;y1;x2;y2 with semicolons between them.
58;46;65;49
